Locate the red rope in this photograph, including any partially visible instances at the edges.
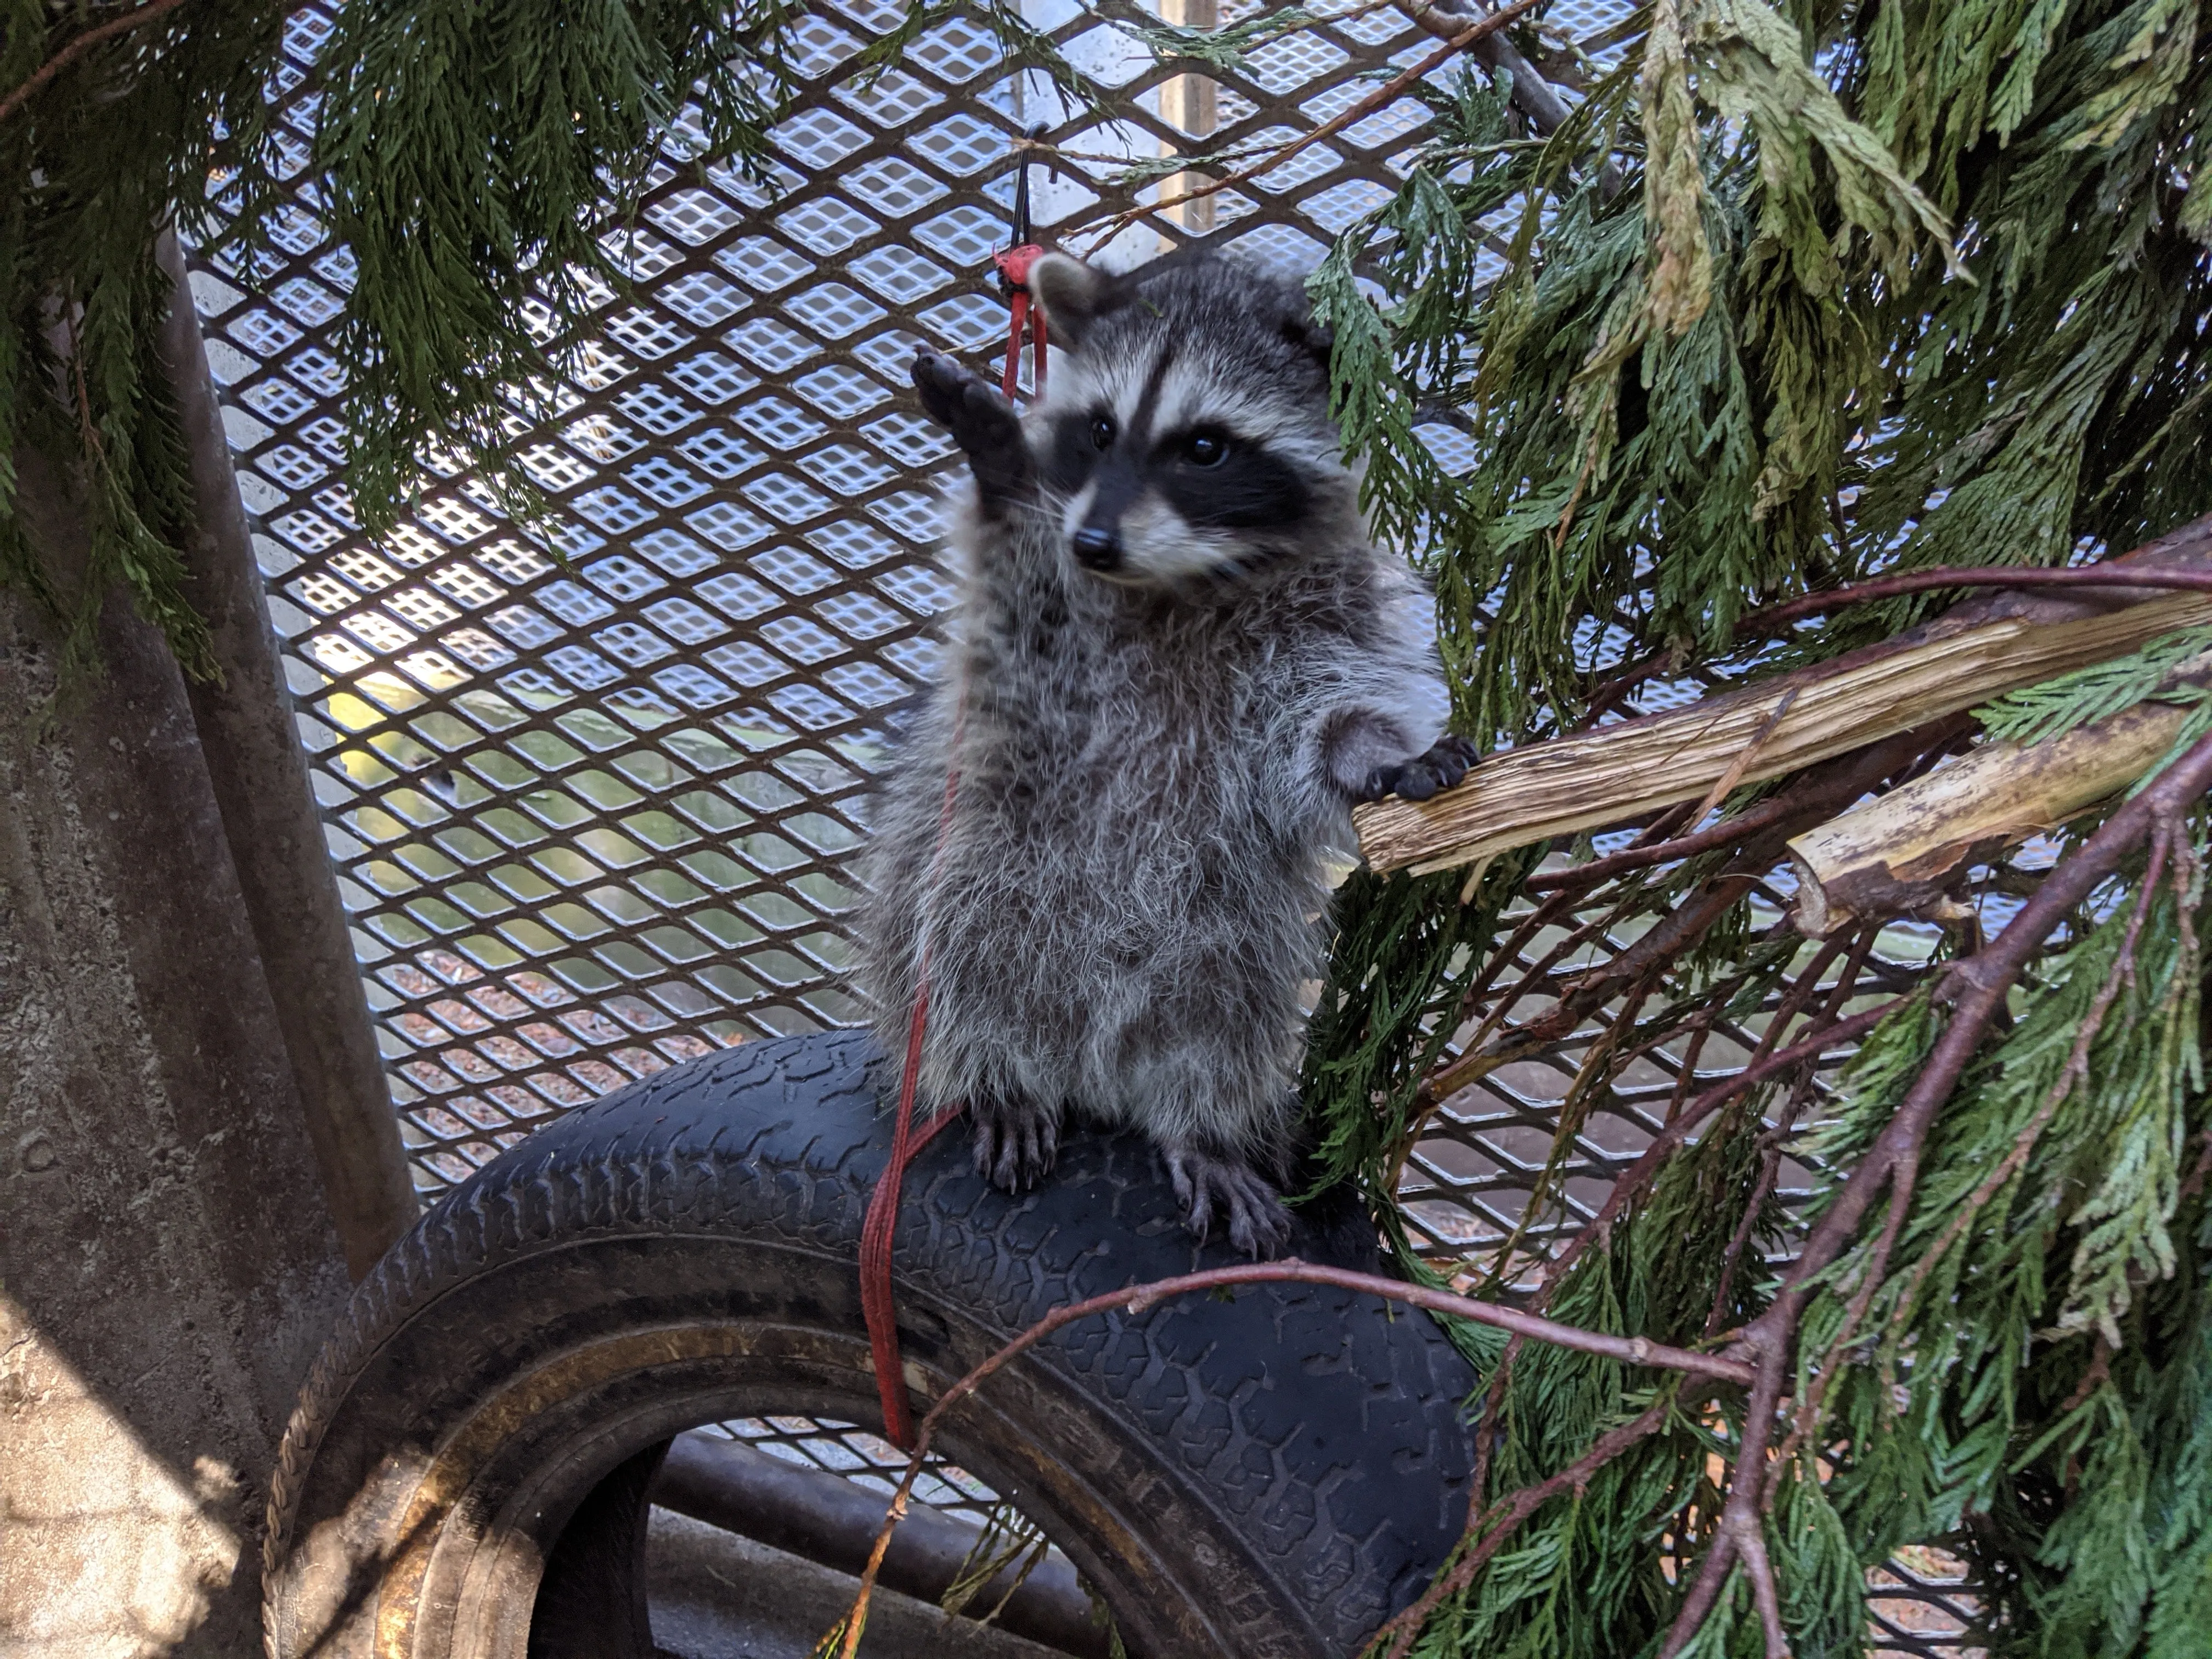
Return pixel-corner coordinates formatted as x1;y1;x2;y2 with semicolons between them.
858;689;969;1448
859;989;961;1446
861;245;1049;1447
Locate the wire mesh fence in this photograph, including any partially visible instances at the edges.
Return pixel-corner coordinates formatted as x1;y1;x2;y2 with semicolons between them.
191;0;1543;1198
188;2;1980;1648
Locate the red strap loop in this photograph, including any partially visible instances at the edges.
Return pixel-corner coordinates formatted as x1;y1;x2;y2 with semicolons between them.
861;245;1047;1450
993;242;1048;401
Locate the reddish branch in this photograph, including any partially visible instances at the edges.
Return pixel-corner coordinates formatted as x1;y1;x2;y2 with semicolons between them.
825;1261;1753;1653
1540;999;1899;1300
1701;928;1877;1338
1521;793;1804;889
0;0;194;126
1743;561;2212;631
1588;526;2212;719
1654;726;2212;1659
1372;1397;1683;1658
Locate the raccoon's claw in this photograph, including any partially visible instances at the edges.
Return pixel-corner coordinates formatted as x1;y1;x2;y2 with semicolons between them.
1357;733;1479;804
1163;1144;1294;1260
970;1093;1059;1193
912;349;1032;506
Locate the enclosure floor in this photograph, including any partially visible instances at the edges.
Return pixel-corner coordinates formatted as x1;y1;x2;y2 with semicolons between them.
647;1507;1070;1659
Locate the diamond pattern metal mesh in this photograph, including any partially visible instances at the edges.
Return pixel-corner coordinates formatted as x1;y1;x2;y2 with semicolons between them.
189;0;1590;1199
704;1414;1006;1527
1395;895;1937;1278
189;3;1977;1647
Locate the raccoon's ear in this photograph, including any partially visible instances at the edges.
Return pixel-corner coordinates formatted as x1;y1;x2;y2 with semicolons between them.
1280;312;1334;364
1029;253;1111;347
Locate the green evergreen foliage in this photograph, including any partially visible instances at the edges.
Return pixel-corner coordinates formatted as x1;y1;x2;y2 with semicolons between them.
308;0;800;533
0;1;797;667
1285;1;2212;1653
0;1;290;672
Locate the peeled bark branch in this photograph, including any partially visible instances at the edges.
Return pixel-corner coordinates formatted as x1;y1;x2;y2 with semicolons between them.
1356;590;2212;877
1788;696;2203;936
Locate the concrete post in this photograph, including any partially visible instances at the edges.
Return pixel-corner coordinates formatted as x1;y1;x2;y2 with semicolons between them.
0;441;353;1655
154;232;418;1279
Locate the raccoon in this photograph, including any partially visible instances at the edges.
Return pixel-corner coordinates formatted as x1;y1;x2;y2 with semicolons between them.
850;250;1471;1256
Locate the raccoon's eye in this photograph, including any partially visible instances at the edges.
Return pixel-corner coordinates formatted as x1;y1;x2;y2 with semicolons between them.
1183;431;1228;467
1090;415;1116;450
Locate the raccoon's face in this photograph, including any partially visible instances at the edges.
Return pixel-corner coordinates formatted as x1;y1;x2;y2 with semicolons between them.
1026;251;1362;586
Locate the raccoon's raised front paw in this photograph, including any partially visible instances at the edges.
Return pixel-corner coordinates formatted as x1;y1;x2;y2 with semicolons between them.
971;1093;1059;1193
1163;1144;1293;1260
912;349;1032;505
1356;734;1479;804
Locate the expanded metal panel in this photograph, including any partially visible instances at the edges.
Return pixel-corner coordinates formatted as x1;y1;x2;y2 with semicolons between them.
190;3;1977;1647
180;0;1756;1211
706;1414;1008;1527
1394;891;1939;1276
188;0;1568;1198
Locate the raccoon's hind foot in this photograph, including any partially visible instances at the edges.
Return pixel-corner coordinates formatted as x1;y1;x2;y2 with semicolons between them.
1163;1144;1294;1260
1357;733;1479;804
970;1092;1059;1193
912;349;1032;506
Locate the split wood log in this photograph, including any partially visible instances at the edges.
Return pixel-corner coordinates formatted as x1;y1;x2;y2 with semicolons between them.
1355;592;2212;877
1787;692;2203;936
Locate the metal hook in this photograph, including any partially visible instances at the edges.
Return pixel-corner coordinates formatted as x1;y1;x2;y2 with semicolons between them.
1005;121;1049;269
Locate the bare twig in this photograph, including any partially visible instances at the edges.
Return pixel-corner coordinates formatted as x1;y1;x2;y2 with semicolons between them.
1522;789;1804;892
1392;0;1576;133
1534;997;1901;1330
1738;1516;1790;1659
1455;805;1701;996
1743;561;2212;631
1686;689;1801;830
1699;930;1875;1340
0;0;194;126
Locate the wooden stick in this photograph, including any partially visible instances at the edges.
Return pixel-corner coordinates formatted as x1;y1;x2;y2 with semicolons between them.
1355;592;2212;877
1787;695;2200;935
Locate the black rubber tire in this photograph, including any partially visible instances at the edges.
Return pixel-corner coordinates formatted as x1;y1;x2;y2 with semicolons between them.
263;1030;1476;1659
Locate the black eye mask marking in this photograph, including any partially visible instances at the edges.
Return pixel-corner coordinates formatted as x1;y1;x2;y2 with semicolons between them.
1150;429;1311;531
1043;408;1112;494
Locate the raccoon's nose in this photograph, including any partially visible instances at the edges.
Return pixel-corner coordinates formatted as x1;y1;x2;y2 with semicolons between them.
1072;523;1121;571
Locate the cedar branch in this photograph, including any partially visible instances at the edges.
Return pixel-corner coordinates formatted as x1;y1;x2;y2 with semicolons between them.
0;0;194;126
1373;1398;1680;1658
1657;726;2212;1658
1358;592;2210;877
